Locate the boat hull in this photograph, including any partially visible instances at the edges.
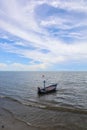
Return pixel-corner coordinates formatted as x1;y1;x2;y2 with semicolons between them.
38;84;57;94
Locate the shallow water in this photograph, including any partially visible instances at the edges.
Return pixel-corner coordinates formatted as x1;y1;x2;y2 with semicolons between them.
0;71;87;129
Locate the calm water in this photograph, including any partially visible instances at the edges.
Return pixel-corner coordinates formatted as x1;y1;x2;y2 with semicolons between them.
0;71;87;109
0;71;87;129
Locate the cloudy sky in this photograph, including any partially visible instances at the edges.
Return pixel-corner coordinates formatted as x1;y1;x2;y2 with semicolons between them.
0;0;87;71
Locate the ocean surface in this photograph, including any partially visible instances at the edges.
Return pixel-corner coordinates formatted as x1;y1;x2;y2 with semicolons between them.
0;71;87;129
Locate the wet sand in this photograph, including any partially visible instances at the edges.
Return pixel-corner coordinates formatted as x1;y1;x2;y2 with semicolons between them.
0;107;40;130
0;97;87;130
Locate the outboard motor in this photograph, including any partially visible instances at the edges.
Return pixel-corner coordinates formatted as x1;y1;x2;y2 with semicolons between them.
38;87;41;94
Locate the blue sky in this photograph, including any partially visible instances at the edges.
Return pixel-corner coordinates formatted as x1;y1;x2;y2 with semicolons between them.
0;0;87;71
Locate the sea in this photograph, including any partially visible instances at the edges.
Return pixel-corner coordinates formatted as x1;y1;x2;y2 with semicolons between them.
0;71;87;129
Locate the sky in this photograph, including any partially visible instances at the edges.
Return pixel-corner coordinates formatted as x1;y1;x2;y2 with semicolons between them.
0;0;87;71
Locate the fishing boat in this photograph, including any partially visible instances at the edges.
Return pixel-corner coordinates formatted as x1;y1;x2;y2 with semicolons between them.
38;80;57;94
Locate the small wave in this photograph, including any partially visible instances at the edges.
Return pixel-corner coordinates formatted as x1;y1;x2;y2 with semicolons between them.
45;104;87;114
0;95;5;98
1;95;87;115
25;100;87;115
22;100;46;109
21;99;87;115
0;95;22;104
0;95;46;109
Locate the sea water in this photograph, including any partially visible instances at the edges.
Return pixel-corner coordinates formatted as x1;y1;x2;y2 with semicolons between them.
0;71;87;129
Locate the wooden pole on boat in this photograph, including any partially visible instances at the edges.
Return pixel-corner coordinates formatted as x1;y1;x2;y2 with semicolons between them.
42;75;46;89
43;80;46;89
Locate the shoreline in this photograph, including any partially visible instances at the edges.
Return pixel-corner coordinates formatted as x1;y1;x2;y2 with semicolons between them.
0;97;87;130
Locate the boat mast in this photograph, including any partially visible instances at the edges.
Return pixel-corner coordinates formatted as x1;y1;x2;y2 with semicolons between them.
42;75;46;89
43;80;46;89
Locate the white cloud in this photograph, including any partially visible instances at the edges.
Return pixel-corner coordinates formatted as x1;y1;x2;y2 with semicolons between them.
0;0;87;70
48;0;87;12
0;63;7;68
1;39;87;66
0;62;49;71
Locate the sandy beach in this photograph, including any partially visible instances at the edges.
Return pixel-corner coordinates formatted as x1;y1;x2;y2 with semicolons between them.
0;107;38;130
0;97;66;130
0;98;45;130
0;97;87;130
